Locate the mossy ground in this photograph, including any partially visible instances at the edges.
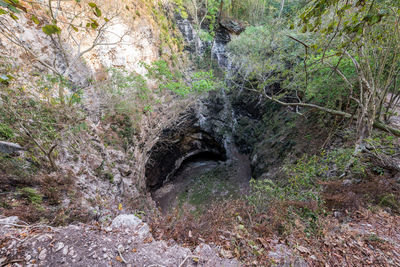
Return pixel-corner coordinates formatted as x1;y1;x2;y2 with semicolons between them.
173;164;243;216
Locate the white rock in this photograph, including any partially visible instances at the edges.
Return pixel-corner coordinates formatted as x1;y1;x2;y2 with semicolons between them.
111;214;142;229
0;141;24;154
137;224;151;240
53;242;64;252
38;249;47;260
0;216;19;225
62;246;69;255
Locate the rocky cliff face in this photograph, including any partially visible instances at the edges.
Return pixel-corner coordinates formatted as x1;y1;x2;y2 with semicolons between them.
0;0;180;222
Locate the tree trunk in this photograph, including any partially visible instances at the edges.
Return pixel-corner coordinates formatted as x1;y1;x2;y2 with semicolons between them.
356;100;377;144
219;0;224;22
279;0;285;18
59;83;65;106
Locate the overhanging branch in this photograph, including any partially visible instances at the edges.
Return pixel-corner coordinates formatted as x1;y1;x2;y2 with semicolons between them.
262;90;400;137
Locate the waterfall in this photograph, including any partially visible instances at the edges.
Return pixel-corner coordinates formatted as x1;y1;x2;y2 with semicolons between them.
211;27;232;69
174;13;233;69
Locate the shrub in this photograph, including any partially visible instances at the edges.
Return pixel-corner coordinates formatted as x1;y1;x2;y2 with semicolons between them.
248;147;366;234
227;24;303;89
0;123;14;140
20;187;43;204
143;60;219;96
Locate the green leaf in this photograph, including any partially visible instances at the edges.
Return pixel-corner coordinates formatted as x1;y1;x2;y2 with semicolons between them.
90;18;98;29
0;7;7;14
0;0;20;13
71;25;78;32
31;15;39;24
9;12;17;20
42;24;61;35
94;6;101;17
88;2;97;8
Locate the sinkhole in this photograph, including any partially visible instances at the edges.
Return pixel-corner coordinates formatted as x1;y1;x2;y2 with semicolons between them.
145;128;251;213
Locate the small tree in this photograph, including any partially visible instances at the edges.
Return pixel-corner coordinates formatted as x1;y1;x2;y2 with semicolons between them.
0;0;127;104
299;0;400;143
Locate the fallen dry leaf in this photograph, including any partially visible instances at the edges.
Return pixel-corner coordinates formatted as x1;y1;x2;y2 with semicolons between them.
116;256;123;263
296;245;310;254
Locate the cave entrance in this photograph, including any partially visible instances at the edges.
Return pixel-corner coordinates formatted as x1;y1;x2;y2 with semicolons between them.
145;129;227;192
151;151;226;213
144;124;251;214
172;151;225;179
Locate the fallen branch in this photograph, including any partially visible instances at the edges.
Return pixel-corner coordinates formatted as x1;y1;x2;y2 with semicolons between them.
117;247;128;264
262;90;400;137
373;120;400;137
1;259;24;267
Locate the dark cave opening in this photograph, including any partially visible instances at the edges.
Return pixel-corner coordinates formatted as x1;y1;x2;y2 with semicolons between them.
145;129;227;192
170;151;226;180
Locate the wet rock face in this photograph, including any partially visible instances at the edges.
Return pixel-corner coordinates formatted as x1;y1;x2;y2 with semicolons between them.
219;19;247;35
211;27;232;68
174;12;209;54
174;12;233;68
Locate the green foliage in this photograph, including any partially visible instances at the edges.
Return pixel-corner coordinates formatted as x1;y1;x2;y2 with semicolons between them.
152;3;183;54
248;148;365;218
99;68;154;149
365;133;397;156
36;74;80;106
223;0;307;24
174;0;188;19
247;178;282;212
176;166;239;214
228;24;303;90
293;51;357;109
102;68;151;113
191;70;216;93
379;193;399;212
0;0;24;14
175;0;220;39
143;60;218;96
0;70;86;169
299;0;395;39
104;171;114;183
20;187;43;204
42;24;61;35
0;122;14;140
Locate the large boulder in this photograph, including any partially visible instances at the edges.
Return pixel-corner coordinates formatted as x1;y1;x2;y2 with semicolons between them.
220;19;247;35
111;214;142;229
